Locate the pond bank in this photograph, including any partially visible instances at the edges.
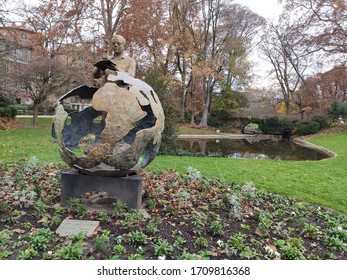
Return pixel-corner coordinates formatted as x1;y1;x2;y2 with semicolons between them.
293;137;337;159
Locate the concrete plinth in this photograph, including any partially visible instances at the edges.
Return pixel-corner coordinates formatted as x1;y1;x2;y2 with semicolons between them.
61;170;142;209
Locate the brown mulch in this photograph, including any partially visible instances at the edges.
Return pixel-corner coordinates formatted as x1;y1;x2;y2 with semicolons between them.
0;117;20;130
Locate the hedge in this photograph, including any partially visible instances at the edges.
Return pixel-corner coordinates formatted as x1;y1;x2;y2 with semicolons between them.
296;121;320;136
258;117;293;138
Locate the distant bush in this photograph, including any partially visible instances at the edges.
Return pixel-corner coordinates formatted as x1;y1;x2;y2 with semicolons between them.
208;113;225;128
296;121;320;136
258;117;293;138
328;100;347;120
311;115;332;129
0;95;16;108
0;95;18;118
0;105;17;118
208;116;263;132
14;104;29;111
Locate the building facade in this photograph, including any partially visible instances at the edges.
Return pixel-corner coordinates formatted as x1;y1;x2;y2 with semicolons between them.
0;22;36;104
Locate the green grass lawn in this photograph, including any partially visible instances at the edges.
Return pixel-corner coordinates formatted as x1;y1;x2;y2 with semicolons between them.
1;118;346;212
151;133;347;212
0;118;62;164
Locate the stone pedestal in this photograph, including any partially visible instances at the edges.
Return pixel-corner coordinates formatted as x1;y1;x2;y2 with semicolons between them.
61;170;142;209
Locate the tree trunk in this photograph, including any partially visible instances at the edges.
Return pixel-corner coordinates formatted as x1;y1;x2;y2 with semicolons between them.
200;79;212;128
285;98;290;117
180;88;186;120
190;78;195;125
180;59;188;120
33;102;39;127
200;105;209;128
300;110;305;120
299;102;305;120
190;95;195;125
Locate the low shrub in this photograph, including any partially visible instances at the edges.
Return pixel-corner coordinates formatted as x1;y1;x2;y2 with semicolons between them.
0;106;17;118
14;104;30;114
258;117;293;138
311;115;332;129
208;113;226;128
208;116;263;132
296;121;320;136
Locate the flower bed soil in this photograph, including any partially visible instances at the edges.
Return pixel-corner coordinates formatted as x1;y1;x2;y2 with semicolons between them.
0;162;346;260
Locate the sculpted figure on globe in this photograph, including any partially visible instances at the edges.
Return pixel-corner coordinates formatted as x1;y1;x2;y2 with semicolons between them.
53;35;165;177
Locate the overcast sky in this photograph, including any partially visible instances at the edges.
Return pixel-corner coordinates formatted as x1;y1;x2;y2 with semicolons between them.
13;0;283;23
233;0;284;89
235;0;283;19
16;0;283;18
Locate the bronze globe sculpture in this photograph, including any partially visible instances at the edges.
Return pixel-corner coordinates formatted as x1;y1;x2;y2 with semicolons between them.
53;35;164;178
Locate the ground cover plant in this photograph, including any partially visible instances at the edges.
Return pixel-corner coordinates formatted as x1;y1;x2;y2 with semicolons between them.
0;161;346;260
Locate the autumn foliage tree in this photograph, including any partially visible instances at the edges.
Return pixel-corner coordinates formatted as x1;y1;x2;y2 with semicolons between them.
298;66;347;114
318;66;347;103
9;0;263;128
280;0;347;116
12;0;98;126
119;0;262;127
97;0;129;44
282;0;347;55
18;58;82;127
118;0;170;75
166;0;263;127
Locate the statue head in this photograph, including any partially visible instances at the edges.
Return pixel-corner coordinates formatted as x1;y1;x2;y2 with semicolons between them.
111;35;126;56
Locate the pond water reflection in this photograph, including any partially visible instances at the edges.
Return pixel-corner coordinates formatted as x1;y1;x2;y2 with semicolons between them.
179;138;329;161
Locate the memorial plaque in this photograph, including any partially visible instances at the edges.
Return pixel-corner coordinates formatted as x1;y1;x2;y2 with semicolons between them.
55;219;100;237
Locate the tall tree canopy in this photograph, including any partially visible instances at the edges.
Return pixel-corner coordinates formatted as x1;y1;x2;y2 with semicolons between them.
5;0;264;127
282;0;347;55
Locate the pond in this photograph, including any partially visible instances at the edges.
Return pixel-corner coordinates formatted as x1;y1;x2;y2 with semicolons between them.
179;137;330;161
